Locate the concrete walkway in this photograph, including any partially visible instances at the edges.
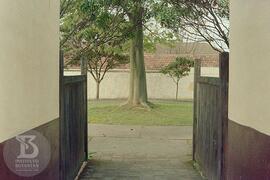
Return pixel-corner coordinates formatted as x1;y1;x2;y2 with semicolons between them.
79;124;202;180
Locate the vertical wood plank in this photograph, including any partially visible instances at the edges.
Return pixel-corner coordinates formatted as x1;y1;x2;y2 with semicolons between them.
80;57;88;160
219;52;229;180
59;50;64;180
193;59;201;160
193;53;229;180
83;77;88;161
60;74;88;180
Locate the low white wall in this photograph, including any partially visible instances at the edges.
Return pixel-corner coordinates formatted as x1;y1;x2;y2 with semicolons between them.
65;67;219;100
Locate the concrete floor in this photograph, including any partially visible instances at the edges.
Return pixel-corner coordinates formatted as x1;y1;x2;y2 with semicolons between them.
79;124;202;180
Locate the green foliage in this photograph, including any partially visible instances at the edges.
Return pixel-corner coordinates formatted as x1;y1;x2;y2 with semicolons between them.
61;0;130;80
160;57;194;83
161;57;194;100
60;0;131;100
60;0;132;55
154;0;229;52
60;0;183;103
85;45;129;83
60;0;178;56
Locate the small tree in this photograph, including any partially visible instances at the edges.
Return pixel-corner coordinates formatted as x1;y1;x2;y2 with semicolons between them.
61;0;130;100
85;46;129;100
161;57;194;100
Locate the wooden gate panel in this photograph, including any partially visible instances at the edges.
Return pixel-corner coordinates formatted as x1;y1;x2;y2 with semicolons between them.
60;52;88;180
193;52;229;180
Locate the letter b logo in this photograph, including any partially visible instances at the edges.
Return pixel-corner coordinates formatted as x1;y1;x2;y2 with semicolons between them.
16;135;39;159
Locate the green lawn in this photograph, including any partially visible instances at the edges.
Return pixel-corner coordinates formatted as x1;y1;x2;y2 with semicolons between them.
88;100;193;126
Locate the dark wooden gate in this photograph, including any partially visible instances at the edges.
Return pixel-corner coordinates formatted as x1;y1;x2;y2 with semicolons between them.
193;52;229;180
60;52;88;180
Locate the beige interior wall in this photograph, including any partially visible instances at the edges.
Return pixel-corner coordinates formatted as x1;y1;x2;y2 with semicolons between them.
229;0;270;135
0;0;59;142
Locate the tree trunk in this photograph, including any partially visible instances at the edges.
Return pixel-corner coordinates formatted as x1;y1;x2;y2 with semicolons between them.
176;82;179;100
128;3;148;107
96;81;100;100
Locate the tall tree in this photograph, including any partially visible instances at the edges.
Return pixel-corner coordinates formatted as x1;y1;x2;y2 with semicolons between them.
126;1;148;106
107;0;165;107
71;0;157;107
61;0;174;107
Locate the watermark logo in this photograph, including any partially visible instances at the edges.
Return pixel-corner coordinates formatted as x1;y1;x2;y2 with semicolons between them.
3;130;51;177
16;135;39;159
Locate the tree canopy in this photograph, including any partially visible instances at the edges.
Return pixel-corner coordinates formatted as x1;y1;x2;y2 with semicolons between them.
154;0;229;52
60;0;132;62
60;0;228;106
161;57;194;100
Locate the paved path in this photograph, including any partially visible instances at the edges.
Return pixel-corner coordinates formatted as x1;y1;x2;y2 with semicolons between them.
79;124;202;180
